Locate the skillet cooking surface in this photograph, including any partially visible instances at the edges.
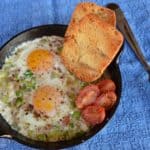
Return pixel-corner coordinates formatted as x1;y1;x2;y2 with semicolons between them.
0;25;122;149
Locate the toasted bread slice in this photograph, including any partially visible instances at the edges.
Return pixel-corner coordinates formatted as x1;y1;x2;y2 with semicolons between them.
61;14;123;82
65;2;116;37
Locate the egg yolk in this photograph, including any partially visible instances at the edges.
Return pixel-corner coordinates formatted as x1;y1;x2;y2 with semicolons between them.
27;49;53;73
33;85;60;114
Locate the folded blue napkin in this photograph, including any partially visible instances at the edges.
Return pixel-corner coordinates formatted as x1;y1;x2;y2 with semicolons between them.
0;0;150;149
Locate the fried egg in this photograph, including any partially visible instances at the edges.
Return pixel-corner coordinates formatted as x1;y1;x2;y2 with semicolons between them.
0;36;89;142
33;85;62;116
27;49;54;73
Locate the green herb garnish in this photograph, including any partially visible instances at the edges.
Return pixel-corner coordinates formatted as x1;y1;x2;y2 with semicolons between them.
80;82;89;88
15;90;23;97
23;70;33;78
37;134;47;141
22;70;36;91
69;122;74;128
15;97;24;107
72;110;81;119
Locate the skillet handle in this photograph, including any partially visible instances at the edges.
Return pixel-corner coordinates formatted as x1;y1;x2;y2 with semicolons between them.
0;117;12;138
0;126;11;138
0;128;12;138
0;128;4;136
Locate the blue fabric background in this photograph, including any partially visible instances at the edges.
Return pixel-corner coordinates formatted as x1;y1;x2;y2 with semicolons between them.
0;0;150;149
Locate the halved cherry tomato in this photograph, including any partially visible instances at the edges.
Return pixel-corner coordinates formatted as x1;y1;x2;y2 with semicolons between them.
76;85;100;109
97;79;116;94
95;91;117;110
82;105;105;126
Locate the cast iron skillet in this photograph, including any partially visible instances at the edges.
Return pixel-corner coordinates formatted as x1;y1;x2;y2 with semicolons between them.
0;25;122;149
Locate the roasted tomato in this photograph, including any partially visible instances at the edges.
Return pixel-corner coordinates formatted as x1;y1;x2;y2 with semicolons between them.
97;79;116;94
95;91;117;110
82;105;105;126
76;85;100;109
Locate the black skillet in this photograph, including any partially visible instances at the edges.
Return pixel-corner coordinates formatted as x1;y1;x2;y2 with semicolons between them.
0;24;122;149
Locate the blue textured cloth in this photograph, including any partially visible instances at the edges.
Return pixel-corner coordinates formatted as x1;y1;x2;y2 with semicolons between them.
0;0;150;150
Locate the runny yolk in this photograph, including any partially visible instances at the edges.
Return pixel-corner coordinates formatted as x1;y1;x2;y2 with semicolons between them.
27;49;53;73
33;85;60;114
